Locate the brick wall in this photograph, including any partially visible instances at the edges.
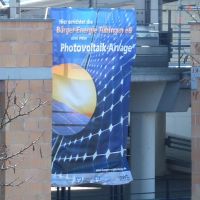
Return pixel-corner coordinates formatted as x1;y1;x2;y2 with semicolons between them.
191;23;200;200
0;80;5;199
0;21;52;200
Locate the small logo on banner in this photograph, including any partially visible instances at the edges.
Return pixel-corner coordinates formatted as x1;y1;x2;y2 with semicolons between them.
119;174;130;182
75;177;83;184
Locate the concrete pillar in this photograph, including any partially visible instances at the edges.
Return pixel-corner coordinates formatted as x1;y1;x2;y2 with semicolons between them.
150;0;159;27
155;113;166;176
134;0;145;25
89;0;97;8
9;0;20;19
130;112;156;200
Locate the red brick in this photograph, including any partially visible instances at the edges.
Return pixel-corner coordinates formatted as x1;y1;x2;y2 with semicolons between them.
29;80;44;93
0;42;12;54
24;117;39;132
0;21;52;200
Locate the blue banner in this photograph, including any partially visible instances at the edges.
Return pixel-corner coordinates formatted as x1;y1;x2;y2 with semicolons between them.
51;8;136;186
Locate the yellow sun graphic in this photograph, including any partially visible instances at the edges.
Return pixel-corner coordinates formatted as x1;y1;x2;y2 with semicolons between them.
52;63;97;118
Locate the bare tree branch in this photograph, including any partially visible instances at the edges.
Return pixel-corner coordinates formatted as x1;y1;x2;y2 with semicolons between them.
0;135;42;162
0;177;33;187
0;82;46;187
0;85;46;129
190;55;200;66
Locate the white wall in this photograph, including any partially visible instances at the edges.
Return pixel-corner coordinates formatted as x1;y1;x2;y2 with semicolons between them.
166;108;191;138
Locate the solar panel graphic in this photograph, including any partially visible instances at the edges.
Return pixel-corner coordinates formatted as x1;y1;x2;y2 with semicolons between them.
51;8;136;186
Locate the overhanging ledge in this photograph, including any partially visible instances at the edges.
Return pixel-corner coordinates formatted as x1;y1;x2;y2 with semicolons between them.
131;67;190;82
0;19;52;22
0;67;52;80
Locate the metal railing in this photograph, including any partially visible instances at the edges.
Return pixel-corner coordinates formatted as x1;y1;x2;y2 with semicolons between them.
165;135;191;173
165;136;191;152
1;6;199;68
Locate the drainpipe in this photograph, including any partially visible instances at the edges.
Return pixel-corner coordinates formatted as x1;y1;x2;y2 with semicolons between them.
178;0;182;67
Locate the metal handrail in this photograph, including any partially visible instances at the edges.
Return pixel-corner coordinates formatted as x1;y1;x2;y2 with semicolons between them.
165;136;191;152
0;7;197;68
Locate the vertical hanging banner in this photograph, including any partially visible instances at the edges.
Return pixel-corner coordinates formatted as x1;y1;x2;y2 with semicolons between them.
51;8;136;186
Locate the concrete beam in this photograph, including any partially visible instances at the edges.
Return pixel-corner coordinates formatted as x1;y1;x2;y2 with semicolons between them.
131;67;184;82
